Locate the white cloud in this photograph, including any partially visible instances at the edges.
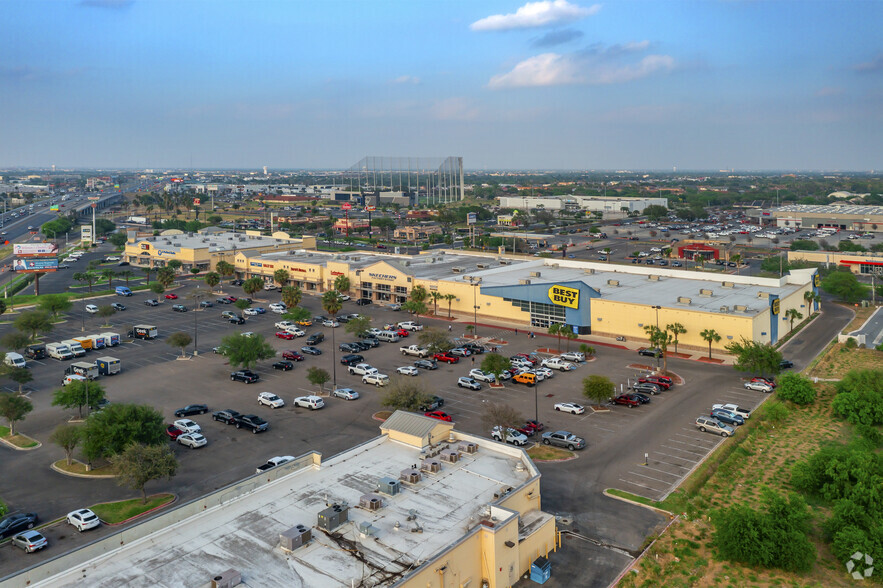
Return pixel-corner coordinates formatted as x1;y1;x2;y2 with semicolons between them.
392;75;421;85
471;1;600;31
488;49;674;88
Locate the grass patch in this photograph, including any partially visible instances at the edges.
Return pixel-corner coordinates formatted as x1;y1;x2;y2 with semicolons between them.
806;342;882;379
374;410;393;420
90;494;174;524
53;459;115;476
840;303;873;335
0;426;38;448
526;445;573;461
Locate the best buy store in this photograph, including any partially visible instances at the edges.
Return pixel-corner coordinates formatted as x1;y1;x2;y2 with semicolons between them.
237;250;818;352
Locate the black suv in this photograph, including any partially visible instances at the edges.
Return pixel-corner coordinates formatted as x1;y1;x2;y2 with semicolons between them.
174;404;208;417
229;316;246;324
212;409;241;424
638;347;662;357
306;332;324;345
630;382;662;395
339;343;359;353
230;370;259;384
360;337;380;348
234;414;268;433
340;354;364;366
355;298;372;306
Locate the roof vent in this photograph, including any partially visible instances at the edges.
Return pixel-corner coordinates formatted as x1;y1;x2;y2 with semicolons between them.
476;263;489;269
648;275;660;281
734;304;748;312
400;468;422;484
499;259;510;265
359;493;383;510
584;268;595;275
607;279;620;287
678;296;692;305
458;441;478;454
530;271;541;277
722;281;735;288
452;267;464;273
440;450;459;463
719;306;730;313
377;477;401;496
421;459;441;474
519;279;531;285
494;486;514;499
317;503;348;531
700;289;714;297
757;291;770;299
211;569;243;588
278;525;311;552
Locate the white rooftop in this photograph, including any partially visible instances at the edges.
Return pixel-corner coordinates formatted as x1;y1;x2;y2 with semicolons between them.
36;432;539;588
133;231;294;253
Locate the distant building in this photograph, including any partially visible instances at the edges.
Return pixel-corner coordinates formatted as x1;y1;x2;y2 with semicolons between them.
393;225;442;240
332;218;370;234
769;204;883;232
498;195;667;216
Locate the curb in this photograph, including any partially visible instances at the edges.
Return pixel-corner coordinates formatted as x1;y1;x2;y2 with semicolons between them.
602;489;674;518
51;460;116;479
0;434;42;451
528;449;579;463
100;494;178;526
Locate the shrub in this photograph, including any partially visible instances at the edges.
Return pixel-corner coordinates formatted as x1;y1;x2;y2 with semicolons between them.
845;337;858;349
764;401;789;423
775;372;816;405
832;369;883;426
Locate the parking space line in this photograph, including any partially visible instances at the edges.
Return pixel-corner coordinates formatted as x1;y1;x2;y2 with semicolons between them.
618;478;665;496
641;465;686;478
663;440;710;454
624;470;673;487
656;449;700;462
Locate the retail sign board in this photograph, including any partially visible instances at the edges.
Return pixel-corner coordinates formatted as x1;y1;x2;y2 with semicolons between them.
14;243;58;256
548;285;579;309
13;258;58;273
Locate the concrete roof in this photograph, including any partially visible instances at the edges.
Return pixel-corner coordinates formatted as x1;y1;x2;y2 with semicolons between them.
37;432;539;587
380;411;449;439
133;231;293;253
775;204;883;216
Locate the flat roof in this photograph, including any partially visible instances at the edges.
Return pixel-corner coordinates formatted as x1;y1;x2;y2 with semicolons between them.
133;231;294;253
38;428;540;587
775;204;883;216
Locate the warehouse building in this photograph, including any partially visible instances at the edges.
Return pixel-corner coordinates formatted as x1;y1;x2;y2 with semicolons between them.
237;249;818;352
18;413;556;588
497;195;667;215
768;204;883;232
788;250;883;275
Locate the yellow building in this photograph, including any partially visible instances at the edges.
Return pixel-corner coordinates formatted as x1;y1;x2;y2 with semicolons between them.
18;412;557;588
788;249;883;276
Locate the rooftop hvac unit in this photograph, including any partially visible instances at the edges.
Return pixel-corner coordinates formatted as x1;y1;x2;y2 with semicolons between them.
700;289;714;297
719;306;730;313
458;441;478;454
607;279;619;286
518;279;531;285
757;291;770;299
317;503;349;531
377;477;401;496
530;271;541;277
210;569;242;588
678;296;692;305
734;304;748;312
499;259;510;265
403;261;410;266
359;522;378;537
421;459;441;473
452;267;464;273
476;263;489;269
584;269;595;275
648;275;660;281
360;494;383;510
722;281;735;288
440;450;459;463
279;525;311;551
400;468;421;484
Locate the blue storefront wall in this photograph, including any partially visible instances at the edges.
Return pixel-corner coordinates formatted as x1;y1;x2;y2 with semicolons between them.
480;281;600;328
768;294;779;344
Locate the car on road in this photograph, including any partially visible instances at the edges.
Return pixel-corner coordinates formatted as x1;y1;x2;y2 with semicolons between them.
468;369;496;383
0;513;38;539
541;430;586;450
178;432;207;449
172;304;188;312
174;404;208;417
362;373;390;387
638;347;662;357
231;370;260;384
301;346;322;355
630;382;662;395
164;293;178;300
414;359;438;370
696;416;734;437
711;408;744;426
293;395;325;410
397;365;419;376
424;410;452;422
332;387;360;400
779;359;794;369
66;509;100;532
457;377;482;390
712;403;752;420
173;419;201;434
433;352;459;364
212;409;241;424
111;303;126;311
612;394;642;407
258;392;285;408
491;426;528;446
11;530;47;553
744;380;773;392
554;402;585;415
144;299;159;306
272;361;293;371
275;331;296;340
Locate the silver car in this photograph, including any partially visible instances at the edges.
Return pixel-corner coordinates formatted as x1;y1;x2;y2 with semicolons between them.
177;433;207;449
695;416;734;437
332;387;360;400
11;530;47;553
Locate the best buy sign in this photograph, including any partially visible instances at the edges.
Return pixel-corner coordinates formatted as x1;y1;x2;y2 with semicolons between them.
548;285;579;309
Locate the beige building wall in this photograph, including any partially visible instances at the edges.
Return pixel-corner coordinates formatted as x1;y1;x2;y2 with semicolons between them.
789;250;883;274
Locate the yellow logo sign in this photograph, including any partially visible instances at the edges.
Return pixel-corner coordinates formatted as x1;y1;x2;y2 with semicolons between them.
771;299;780;315
548;285;579;309
813;273;820;287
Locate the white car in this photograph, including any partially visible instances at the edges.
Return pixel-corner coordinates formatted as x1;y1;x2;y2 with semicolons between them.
177;432;208;448
275;320;295;330
744;381;773;392
332;387;360;400
241;332;255;338
105;255;121;261
67;509;100;532
243;308;259;316
468;369;496;383
559;352;585;363
258;392;285;408
396;366;419;376
85;304;99;314
285;326;306;337
541;357;575;371
713;403;752;420
348;363;377;376
491;426;528;446
338;294;351;301
293;395;325;410
510;358;532;369
322;319;340;328
173;419;201;434
554;402;586;415
362;373;390;387
534;367;554;379
457;377;482;390
269;303;287;313
397;321;423;331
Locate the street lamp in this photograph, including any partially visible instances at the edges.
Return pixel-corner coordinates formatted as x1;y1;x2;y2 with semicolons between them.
651;305;662;370
465;276;481;337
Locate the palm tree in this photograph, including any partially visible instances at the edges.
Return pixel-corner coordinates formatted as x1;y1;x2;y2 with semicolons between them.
282;285;302;309
666;322;687;354
430;291;442;315
205;272;221;292
273;269;290;288
547;322;565;352
731;253;742;274
100;269;116;290
700;328;722;359
118;270;134;286
322;290;343;390
564;330;578;351
333;274;350;296
72;271;97;294
804;289;820;312
444;293;456;318
785;308;803;332
142;266;152;285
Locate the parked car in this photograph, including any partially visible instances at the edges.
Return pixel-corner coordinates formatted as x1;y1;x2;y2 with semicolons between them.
0;513;38;539
172;304;188;312
468;369;495;383
524;419;545;432
779;359;794;369
143;299;159;306
233;414;269;434
211;409;241;424
418;396;445;411
541;357;575;371
178;432;207;449
85;304;99;314
301;346;322;355
696;416;734;437
631;382;662;395
541;430;586;450
173;419;201;434
258;392;285;408
744;381;773;392
434;352;459;364
355;298;372;306
339;343;359;353
396;365;419;376
491;426;527;446
553;402;585;415
174;404;208;417
414;359;438;370
293;395;325;410
612;394;642;408
711;408;744;426
11;530;47;553
340;354;365;366
221;310;236;319
66;509;100;532
199;300;213;308
322;319;340;328
424;410;452;422
272;361;294;371
229;316;245;324
751;376;776;388
164;294;178;300
457;377;482;390
231;370;260;383
638;347;662;357
282;350;304;361
111;303;126;311
332;387;360;400
166;424;184;439
275;331;296;340
712;403;752;420
638;375;672;390
362;373;390;387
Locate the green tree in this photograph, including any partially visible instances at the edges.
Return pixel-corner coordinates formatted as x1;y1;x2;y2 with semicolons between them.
217;333;276;369
52;379;106;419
149;281;165;297
282;306;311;324
166;259;183;272
14;309;53;342
832;369;883;426
789;239;819;251
141;266;153;285
243;277;263;297
118;269;134;286
784;308;803;332
94;218;116;235
481;403;524;433
345;315;372;337
38;294;72;318
407;285;429;315
579;343;595;357
418;328;453;353
100;268;116;289
428;291;442;315
583;374;615;406
215;260;234;280
725;337;782;376
281;285;302;309
234;298;252;312
156;267;176;288
81;403;166;461
111;443;178;504
776;372;816;405
821;270;868;303
167;332;192;357
481;354;511;381
204;272;221;291
49;423;81;466
108;232;128;248
7;367;33;395
642;204;668;220
0;392;33;435
564;330;578;351
700;328;722;359
443;293;456;318
72;271;98;293
306;366;330;393
2;332;33;353
381;377;434;411
643;324;672;372
547;323;566;352
666;322;687;354
273;269;290;287
96;305;117;325
333;274;351;295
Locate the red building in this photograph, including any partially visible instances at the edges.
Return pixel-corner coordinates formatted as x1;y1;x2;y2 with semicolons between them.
677;243;719;260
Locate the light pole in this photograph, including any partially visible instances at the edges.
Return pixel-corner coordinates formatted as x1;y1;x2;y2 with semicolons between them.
466;276;480;337
651;305;662;370
192;286;201;355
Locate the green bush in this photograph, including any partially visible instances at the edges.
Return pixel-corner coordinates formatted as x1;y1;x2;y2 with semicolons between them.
764;401;789;423
845;337;858;349
790;442;883;502
775;372;816;405
832;369;883;426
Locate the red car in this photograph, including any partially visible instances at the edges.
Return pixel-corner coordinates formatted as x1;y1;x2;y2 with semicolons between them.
225;296;237;302
612;394;641;408
275;331;296;340
434;352;459;364
396;328;409;338
514;425;535;437
524;419;545;432
751;376;776;388
164;293;178;300
513;353;538;365
424;410;452;422
165;424;184;439
638;375;672;390
283;350;305;361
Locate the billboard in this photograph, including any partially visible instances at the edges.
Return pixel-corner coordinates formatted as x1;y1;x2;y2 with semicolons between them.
14;243;58;256
342;202;352;211
81;225;93;243
13;258;58;273
467;212;477;225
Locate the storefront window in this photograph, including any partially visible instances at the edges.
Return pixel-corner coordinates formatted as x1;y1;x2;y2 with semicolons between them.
503;298;566;328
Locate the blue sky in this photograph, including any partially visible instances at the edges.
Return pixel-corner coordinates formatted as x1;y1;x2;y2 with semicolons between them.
2;0;881;171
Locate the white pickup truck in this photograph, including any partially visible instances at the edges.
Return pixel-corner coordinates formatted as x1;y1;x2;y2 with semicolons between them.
400;345;430;358
256;456;295;474
540;357;576;371
348;363;378;376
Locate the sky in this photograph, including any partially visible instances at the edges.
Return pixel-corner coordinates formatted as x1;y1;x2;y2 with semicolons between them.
2;0;882;171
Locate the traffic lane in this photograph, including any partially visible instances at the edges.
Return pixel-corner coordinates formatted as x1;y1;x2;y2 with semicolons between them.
778;297;853;370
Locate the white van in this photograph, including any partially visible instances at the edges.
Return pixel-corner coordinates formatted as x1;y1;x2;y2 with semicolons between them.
4;352;26;368
47;343;74;360
376;330;401;343
61;340;87;358
85;304;99;314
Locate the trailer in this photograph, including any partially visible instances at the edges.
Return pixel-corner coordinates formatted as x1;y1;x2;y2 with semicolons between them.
100;332;120;347
129;325;158;340
86;334;107;350
64;362;99;380
95;356;121;376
